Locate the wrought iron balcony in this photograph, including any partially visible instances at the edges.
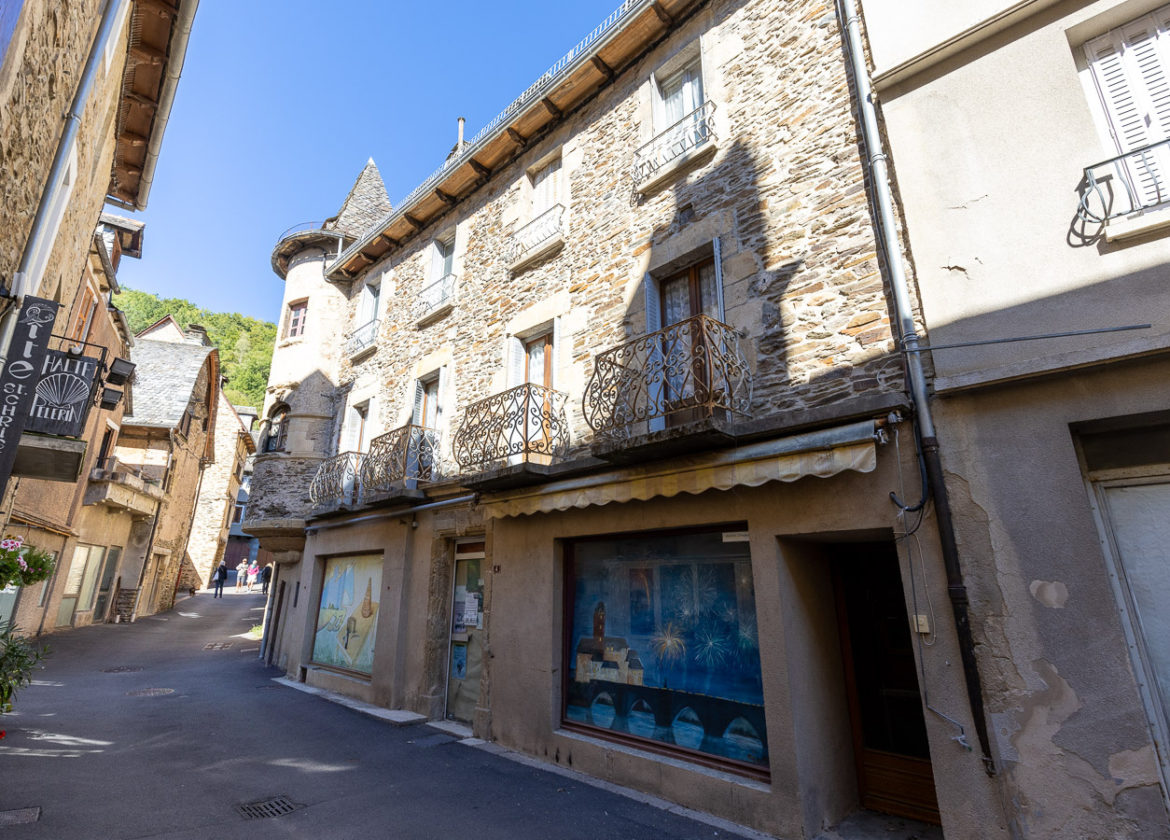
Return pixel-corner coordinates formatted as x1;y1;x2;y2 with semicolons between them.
1078;138;1170;224
633;101;717;187
509;203;565;270
453;383;570;470
584;314;751;439
359;424;441;493
413;273;457;323
309;451;364;507
344;318;380;357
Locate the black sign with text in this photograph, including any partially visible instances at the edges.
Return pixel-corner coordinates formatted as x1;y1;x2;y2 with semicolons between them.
25;348;98;437
0;296;61;495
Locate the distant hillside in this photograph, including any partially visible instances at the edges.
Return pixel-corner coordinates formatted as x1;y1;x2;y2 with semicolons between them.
114;287;275;411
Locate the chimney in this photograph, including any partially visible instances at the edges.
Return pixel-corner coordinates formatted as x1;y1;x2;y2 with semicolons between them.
457;117;465;153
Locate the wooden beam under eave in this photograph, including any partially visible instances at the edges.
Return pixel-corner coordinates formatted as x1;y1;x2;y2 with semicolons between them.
119;130;149;147
376;233;398;249
591;55;615;82
468;158;492;178
541;97;562;119
124;90;159;109
118;162;144;178
129;42;166;65
506;127;527;148
355;252;375;266
435;188;456;206
137;0;178;14
403;214;423;231
651;1;674;25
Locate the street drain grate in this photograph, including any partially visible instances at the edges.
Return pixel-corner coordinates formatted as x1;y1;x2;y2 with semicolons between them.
204;642;232;650
237;797;299;820
0;808;41;826
102;665;142;673
127;688;175;697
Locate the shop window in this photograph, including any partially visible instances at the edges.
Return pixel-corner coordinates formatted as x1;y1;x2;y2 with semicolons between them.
311;554;382;676
563;526;767;776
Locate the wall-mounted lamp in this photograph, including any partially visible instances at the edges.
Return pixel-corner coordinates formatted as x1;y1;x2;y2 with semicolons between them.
99;388;124;410
105;357;136;386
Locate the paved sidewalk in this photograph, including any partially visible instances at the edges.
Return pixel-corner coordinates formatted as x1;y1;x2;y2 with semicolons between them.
0;591;768;839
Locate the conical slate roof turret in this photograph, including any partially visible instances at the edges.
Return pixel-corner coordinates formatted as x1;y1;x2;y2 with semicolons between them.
327;158;392;238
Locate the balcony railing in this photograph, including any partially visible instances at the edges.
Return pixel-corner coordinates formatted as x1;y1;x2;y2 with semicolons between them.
584;314;751;438
1078;138;1170;224
413;273;457;322
509;203;565;268
453;383;570;470
344;318;380;356
309;451;364;507
633;101;717;186
359;424;441;492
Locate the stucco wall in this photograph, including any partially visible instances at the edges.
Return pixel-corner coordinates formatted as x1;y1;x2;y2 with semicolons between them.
187;393;248;586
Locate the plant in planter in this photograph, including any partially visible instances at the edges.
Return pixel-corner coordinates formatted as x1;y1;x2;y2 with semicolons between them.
0;537;55;590
0;625;46;714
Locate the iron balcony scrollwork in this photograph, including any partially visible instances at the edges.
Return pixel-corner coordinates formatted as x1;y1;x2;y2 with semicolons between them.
359;424;441;492
452;383;570;470
1077;138;1170;224
309;451;364;507
583;313;751;438
633;100;716;186
343;318;380;356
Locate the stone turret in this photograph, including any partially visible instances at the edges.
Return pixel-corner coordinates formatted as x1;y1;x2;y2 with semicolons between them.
245;161;390;547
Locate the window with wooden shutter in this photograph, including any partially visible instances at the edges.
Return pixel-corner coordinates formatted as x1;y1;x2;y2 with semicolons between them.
1085;6;1170;211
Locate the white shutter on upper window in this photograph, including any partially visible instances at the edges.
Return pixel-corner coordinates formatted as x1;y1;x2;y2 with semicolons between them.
506;336;525;389
411;380;425;426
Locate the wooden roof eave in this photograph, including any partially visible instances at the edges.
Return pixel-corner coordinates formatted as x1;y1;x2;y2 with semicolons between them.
327;0;701;279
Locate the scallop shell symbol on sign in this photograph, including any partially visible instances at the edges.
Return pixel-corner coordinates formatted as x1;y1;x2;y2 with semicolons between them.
35;372;90;408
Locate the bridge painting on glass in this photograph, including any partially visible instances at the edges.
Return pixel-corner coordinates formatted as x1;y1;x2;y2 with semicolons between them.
563;528;766;772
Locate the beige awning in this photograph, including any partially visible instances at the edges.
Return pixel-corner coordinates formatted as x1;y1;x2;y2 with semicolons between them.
482;420;879;519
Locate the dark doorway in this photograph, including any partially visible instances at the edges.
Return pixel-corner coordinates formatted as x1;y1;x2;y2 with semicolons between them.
832;541;939;824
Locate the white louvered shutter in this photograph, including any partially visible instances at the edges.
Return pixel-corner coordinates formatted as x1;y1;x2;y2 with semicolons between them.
411;380;425;426
551;316;563;390
1086;11;1170;209
506;336;525;389
712;237;725;321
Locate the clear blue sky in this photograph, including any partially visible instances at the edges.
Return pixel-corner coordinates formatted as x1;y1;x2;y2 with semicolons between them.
114;0;620;323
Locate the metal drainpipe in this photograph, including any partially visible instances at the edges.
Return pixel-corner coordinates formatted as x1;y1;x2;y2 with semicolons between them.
0;0;126;361
838;0;996;775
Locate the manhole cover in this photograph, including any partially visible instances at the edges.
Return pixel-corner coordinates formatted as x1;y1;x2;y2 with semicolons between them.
237;796;299;820
127;688;175;697
204;642;232;650
102;665;142;673
0;808;40;827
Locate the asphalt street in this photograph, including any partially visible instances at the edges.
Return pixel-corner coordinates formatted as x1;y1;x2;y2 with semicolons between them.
0;589;765;840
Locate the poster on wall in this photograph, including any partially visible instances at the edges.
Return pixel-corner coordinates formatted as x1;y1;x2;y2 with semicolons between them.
312;554;382;675
565;529;767;769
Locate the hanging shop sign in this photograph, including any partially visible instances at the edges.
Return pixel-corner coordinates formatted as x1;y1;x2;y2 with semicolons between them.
25;349;99;437
0;296;61;495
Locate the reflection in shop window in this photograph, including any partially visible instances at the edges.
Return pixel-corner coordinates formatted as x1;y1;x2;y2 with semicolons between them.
563;527;767;773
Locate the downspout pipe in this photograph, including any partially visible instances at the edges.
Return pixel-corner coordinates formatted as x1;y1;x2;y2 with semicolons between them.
838;0;996;776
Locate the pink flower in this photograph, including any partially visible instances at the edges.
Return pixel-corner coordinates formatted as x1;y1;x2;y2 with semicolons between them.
0;538;22;551
16;558;27;571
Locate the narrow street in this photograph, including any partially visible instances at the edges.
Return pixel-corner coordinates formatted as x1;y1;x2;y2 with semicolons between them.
0;590;764;840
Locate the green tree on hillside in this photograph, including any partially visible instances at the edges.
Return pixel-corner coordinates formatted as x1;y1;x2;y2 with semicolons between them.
114;287;276;410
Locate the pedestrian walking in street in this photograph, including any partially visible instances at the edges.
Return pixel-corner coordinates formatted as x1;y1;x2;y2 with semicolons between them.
235;559;248;591
260;563;272;595
247;560;260;592
212;561;228;598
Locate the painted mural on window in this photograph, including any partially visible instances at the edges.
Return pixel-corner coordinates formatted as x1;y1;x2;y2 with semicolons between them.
564;529;766;768
312;554;381;675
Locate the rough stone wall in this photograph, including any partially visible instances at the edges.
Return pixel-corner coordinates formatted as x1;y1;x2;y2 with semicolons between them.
187;392;248;586
325;0;905;474
0;0;128;308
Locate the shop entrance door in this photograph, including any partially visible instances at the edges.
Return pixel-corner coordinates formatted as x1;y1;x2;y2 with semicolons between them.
446;541;485;723
832;541;940;824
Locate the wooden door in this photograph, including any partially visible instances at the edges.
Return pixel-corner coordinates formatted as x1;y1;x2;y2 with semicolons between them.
833;543;940;824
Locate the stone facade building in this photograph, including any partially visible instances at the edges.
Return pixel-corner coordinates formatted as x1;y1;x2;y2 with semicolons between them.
854;0;1170;836
245;0;1018;836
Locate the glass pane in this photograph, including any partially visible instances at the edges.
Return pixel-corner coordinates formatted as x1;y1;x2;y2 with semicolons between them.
448;556;484;722
78;546;105;611
698;262;719;317
526;339;546;385
63;546;89;597
565;529;766;767
662;275;691;327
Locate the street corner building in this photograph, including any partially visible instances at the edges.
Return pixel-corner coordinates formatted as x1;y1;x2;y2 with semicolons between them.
240;0;1023;836
0;0;233;632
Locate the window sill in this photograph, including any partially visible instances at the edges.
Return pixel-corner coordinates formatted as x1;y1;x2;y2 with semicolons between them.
509;233;565;274
635;138;719;198
347;342;377;362
1103;204;1170;242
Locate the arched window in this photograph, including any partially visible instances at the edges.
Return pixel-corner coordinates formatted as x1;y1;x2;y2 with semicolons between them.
263;405;289;453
